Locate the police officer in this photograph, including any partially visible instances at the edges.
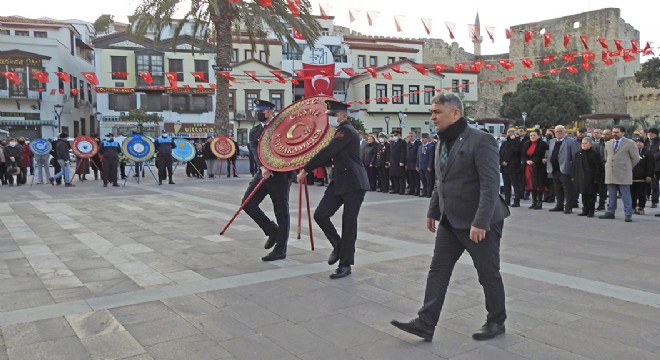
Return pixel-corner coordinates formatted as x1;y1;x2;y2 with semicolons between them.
296;100;370;279
244;99;293;261
155;129;176;185
99;133;121;187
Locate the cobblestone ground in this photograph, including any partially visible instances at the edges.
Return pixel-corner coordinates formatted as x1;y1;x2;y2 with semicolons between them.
0;168;659;360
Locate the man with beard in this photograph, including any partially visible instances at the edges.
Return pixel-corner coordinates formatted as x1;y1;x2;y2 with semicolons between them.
243;100;293;261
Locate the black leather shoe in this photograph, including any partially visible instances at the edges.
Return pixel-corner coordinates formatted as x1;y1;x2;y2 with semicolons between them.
391;318;434;341
472;322;505;341
563;208;572;214
264;234;277;249
596;205;606;211
599;213;615;219
329;266;351;279
113;183;120;187
549;207;564;212
168;181;175;184
328;247;339;265
261;252;285;261
534;203;542;210
578;210;588;216
511;203;520;207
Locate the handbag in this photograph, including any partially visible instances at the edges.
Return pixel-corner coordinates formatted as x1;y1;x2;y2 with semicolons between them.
6;162;20;175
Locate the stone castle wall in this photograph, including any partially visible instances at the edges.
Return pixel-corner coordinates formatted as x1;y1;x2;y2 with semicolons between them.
623;77;660;127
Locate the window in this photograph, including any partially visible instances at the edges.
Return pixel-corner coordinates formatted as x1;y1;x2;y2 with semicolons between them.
357;55;365;68
411;127;421;139
111;56;127;79
191;95;210;112
387;57;396;64
462;79;470;93
194;60;208;83
228;90;236;112
282;43;302;60
270;90;284;111
245;90;260;112
168;59;184;81
328;45;348;63
171;95;188;112
34;31;47;38
80;80;85;100
15;30;29;36
244;50;253;60
57;67;65;93
71;76;79;108
376;84;387;104
237;128;248;146
29;67;44;90
369;56;377;66
259;51;267;62
424;86;435;105
451;79;459;93
136;54;164;86
0;29;9;35
399;57;407;61
364;84;370;103
109;94;132;111
409;85;420;104
392;85;403;104
231;49;238;63
145;93;163;111
372;127;383;134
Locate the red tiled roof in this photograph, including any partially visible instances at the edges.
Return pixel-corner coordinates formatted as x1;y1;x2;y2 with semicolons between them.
0;16;71;26
346;42;419;53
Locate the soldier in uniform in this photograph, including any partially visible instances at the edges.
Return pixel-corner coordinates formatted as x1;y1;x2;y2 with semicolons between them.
296;100;370;279
244;99;294;261
155;129;176;185
417;133;435;197
375;133;390;192
99;133;121;187
389;130;407;195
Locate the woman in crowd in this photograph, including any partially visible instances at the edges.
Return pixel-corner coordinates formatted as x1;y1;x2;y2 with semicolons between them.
17;137;31;185
362;134;378;191
3;138;23;186
375;133;390;192
522;129;549;209
572;137;603;217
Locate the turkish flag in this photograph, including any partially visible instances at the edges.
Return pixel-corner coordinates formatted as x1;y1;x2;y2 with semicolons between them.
505;28;512;40
521;58;534;68
543;33;553;48
302;63;335;98
1;72;21;85
270;70;286;82
484;63;495;70
341;67;355;76
364;66;378;78
433;64;445;72
81;72;99;85
598;38;609;49
112;72;128;79
389;65;407;74
244;71;259;82
614;39;623;51
258;0;272;6
580;35;590;50
485;26;495;43
287;0;299;16
165;72;178;87
562;53;577;62
138;72;153;84
191;72;207;82
542;55;556;64
524;31;533;44
55;72;71;82
32;71;50;83
412;63;429;75
565;66;578;73
382;72;392;80
563;34;572;48
601;52;614;66
293;29;305;40
71;88;80;96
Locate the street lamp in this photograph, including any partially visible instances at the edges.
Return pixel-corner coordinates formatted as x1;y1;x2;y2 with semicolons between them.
54;104;63;135
521;112;527;128
384;116;390;134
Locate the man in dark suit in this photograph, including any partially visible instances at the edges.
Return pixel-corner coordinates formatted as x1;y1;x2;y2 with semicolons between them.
545;125;580;213
405;132;421;196
417;133;434;197
499;129;523;207
388;130;406;194
243;99;293;261
297;100;370;279
391;93;510;342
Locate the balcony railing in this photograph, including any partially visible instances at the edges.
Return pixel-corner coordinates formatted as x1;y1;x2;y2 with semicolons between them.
0;119;56;126
0;89;42;100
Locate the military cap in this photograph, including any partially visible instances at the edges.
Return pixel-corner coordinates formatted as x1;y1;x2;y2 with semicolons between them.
254;99;276;111
325;100;350;114
635;137;645;143
161;129;167;134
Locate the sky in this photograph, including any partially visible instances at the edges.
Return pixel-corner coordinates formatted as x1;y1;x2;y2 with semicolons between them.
3;0;657;57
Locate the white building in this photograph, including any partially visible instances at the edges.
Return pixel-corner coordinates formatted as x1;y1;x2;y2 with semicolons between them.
0;16;97;139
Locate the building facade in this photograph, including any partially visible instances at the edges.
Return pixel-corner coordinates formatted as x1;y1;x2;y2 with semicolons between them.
0;16;96;139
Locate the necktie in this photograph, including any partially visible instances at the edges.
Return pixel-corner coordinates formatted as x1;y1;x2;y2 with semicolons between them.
614;139;620;152
438;141;448;173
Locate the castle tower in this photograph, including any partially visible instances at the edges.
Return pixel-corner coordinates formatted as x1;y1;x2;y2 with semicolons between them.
473;11;482;56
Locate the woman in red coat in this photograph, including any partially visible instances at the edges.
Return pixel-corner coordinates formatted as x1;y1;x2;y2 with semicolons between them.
522;130;549;209
18;137;32;185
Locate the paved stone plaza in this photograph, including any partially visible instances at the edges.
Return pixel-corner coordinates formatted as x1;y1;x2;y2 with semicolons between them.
0;169;659;360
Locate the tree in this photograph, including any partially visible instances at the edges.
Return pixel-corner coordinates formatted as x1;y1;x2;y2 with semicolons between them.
119;108;162;134
93;14;115;34
130;0;322;136
499;77;591;129
634;57;660;89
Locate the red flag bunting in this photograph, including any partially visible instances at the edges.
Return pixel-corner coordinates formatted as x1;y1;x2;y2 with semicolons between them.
244;71;259;82
521;58;534;68
484;63;495;70
382;72;392;80
349;9;359;23
485;26;495;43
59;89;65;94
505;77;515;81
497;59;514;70
1;72;20;85
71;88;79;96
541;55;556;64
543;33;553;47
532;72;543;77
582;52;596;62
257;0;272;6
561;53;577;62
524;30;533;44
614;39;623;51
609;50;621;57
50;89;56;95
580;35;589;50
341;67;355;76
520;75;528;79
165;72;178;87
302;63;335;97
598;38;609;49
412;63;429;75
55;71;71;83
32;71;49;83
394;15;404;33
270;70;285;82
469;24;479;41
622;50;636;62
367;11;378;26
565;66;578;73
505;28;512;39
548;69;561;75
210;84;217;89
291;79;299;85
631;39;639;53
287;0;299;16
80;72;99;85
227;0;240;3
433;64;445;72
581;62;593;71
421;18;432;36
218;71;235;82
601;52;614;66
112;72;128;79
453;62;466;73
183;85;191;90
364;66;378;78
293;29;305;40
445;22;455;39
191;72;207;82
389;65;407;74
563;34;572;48
138;72;153;84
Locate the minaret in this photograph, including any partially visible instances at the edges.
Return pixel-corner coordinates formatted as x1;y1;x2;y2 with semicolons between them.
473;11;483;56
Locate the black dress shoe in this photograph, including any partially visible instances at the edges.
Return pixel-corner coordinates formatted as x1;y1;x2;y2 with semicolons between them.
511;203;520;207
329;266;351;279
168;181;175;184
261;252;286;261
264;234;277;249
599;213;615;219
328;247;339;265
549;206;564;212
390;318;434;341
472;322;505;340
534;203;543;210
113;183;120;187
596;205;606;211
578;210;588;216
